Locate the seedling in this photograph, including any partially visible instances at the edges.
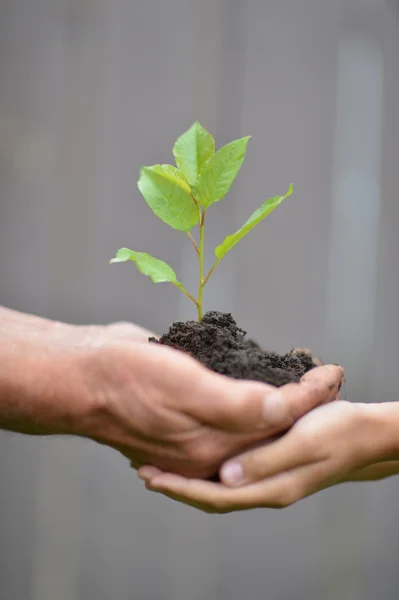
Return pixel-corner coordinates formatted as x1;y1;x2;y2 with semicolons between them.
111;122;292;322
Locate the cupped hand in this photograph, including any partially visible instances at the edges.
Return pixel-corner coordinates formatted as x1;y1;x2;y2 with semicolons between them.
77;341;343;479
138;396;387;512
0;307;344;480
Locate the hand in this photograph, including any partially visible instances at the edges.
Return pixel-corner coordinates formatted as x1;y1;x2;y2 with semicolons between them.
76;345;343;479
0;306;344;479
138;398;389;512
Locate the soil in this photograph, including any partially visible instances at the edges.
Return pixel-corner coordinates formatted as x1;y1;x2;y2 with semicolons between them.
149;310;321;386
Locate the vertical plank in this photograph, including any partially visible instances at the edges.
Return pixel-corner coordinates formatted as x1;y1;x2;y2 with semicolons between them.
320;3;385;599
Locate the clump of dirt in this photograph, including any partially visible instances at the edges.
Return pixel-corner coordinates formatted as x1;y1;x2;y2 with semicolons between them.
150;311;320;386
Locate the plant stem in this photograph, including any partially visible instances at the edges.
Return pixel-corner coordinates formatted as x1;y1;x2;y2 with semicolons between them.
187;232;199;254
197;209;206;321
204;259;221;286
174;282;199;307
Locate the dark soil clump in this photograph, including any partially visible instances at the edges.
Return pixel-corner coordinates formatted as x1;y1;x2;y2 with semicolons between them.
150;311;320;387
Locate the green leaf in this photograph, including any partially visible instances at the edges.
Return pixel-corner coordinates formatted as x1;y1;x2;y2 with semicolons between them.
148;164;191;194
214;184;293;260
138;166;199;231
110;248;181;284
196;136;251;208
173;122;215;186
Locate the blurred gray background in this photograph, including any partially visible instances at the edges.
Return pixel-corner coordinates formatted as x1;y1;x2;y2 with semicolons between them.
1;0;399;598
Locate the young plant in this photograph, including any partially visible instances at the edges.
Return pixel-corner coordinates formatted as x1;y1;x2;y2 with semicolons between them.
111;122;292;322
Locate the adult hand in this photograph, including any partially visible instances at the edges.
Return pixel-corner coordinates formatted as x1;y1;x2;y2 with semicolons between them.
138;396;396;512
76;346;343;479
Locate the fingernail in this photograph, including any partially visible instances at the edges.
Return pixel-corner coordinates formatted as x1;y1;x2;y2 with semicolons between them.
262;391;285;425
221;461;244;486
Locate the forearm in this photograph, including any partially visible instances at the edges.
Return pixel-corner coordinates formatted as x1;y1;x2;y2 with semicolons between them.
0;307;94;436
363;402;399;462
0;337;89;435
0;305;55;343
342;402;399;482
0;339;54;434
343;461;399;482
0;305;85;356
343;402;399;482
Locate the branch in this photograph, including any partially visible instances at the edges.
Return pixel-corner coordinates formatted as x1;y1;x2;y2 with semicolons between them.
203;259;221;286
186;232;199;254
173;282;199;307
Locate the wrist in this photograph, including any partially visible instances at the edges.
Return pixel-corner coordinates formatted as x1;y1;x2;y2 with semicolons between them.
72;344;139;448
72;343;158;461
0;305;55;339
360;402;399;464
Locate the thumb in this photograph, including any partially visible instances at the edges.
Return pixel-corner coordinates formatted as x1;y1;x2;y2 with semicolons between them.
186;364;344;434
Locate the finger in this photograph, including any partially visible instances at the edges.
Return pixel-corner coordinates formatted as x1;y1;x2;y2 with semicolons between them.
146;454;342;512
286;364;344;422
144;478;218;512
137;466;163;481
146;470;304;512
219;373;344;488
219;427;314;487
146;474;231;512
185;374;278;432
187;364;344;435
